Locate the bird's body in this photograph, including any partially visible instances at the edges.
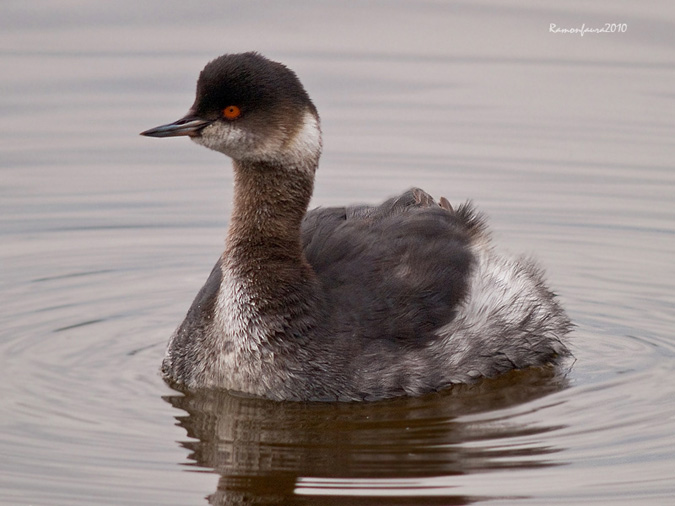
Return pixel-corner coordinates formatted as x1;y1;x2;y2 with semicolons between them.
142;52;571;401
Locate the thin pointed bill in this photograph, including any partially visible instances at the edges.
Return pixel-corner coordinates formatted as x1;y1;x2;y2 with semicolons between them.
140;116;213;138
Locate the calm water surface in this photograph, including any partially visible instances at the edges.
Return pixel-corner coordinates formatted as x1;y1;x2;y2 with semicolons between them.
1;2;674;504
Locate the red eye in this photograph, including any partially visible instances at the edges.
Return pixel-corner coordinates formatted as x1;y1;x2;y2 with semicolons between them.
223;105;241;120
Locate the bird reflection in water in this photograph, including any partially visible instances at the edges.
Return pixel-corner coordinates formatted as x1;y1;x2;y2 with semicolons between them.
164;366;569;505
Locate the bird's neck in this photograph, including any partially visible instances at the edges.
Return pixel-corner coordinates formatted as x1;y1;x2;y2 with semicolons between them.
218;159;322;352
225;159;315;271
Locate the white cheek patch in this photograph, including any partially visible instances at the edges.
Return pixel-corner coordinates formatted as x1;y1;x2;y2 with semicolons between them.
191;110;322;171
283;111;322;168
192;121;255;160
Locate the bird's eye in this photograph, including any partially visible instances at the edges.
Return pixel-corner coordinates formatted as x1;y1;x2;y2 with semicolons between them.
223;105;242;120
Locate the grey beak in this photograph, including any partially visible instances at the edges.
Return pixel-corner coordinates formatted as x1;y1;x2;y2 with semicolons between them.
140;115;212;138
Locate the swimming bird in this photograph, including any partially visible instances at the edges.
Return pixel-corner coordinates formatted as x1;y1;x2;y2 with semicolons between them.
141;52;571;401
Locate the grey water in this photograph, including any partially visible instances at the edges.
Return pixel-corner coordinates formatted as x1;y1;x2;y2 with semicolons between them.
1;1;674;504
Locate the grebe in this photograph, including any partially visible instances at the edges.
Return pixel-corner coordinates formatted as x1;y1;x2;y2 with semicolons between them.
142;52;571;401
